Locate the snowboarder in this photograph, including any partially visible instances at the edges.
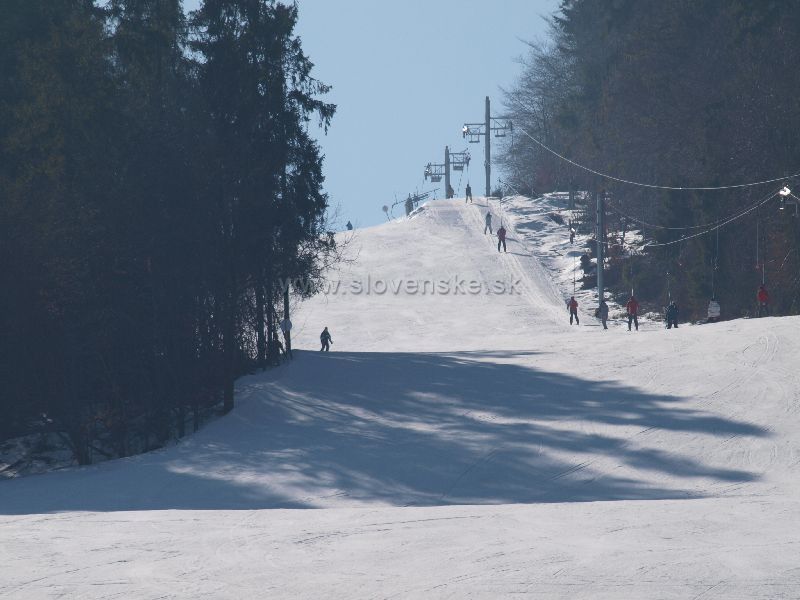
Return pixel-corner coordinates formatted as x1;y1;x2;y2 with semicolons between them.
447;184;455;199
465;183;473;203
320;326;333;351
665;301;679;329
568;296;579;325
626;295;639;331
484;212;493;234
497;225;507;253
598;299;609;330
757;284;769;317
281;316;293;358
707;297;720;323
346;221;353;231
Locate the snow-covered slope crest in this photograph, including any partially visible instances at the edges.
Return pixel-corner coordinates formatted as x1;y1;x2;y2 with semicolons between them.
2;197;800;599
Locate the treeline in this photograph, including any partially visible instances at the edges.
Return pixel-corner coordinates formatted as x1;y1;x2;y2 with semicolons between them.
502;0;800;320
0;0;335;463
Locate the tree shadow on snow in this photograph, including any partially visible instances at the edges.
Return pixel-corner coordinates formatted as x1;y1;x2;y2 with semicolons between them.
0;350;768;514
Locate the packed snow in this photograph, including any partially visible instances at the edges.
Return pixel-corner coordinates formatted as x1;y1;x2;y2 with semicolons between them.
2;196;799;599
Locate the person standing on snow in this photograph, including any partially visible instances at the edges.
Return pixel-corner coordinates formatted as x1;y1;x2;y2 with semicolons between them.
320;327;333;352
757;284;769;317
598;299;609;330
484;211;493;234
281;316;293;358
465;183;473;203
626;295;640;331
707;297;720;323
665;300;679;329
497;225;507;253
580;252;592;273
568;296;579;325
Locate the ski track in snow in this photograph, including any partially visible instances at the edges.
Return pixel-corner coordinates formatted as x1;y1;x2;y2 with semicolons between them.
2;196;800;599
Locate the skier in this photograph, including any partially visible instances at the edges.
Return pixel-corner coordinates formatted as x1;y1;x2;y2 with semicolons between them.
346;221;353;231
598;298;609;330
320;326;333;352
568;296;579;325
465;183;473;203
484;211;493;234
707;297;720;323
626;295;639;331
665;300;679;329
281;316;293;358
272;332;285;365
447;184;454;199
497;225;507;253
569;226;576;244
757;284;769;317
579;252;592;272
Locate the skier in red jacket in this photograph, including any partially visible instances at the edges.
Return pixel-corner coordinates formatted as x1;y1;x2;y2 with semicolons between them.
497;226;507;253
568;296;579;325
626;295;639;331
757;284;769;317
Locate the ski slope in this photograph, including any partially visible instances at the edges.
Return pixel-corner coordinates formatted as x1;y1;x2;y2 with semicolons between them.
2;197;800;599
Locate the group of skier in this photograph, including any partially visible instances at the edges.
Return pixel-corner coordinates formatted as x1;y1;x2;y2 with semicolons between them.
484;211;507;252
566;219;775;329
567;295;635;331
566;283;771;330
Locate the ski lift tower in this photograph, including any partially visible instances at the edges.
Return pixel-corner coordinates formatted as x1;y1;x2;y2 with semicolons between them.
424;148;471;199
463;96;513;198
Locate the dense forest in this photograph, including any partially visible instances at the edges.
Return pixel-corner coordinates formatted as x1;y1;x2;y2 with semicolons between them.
502;0;800;321
0;0;335;462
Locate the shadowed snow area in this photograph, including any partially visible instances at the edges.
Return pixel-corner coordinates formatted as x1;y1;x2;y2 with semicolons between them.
2;197;799;598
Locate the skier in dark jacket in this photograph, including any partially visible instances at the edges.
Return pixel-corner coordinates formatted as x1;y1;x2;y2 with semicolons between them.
465;183;473;203
484;212;493;234
579;252;592;272
598;299;609;330
320;327;333;351
497;226;507;252
568;296;579;325
665;301;679;329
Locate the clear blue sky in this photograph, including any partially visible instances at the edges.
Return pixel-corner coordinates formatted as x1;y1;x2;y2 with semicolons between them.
183;0;560;227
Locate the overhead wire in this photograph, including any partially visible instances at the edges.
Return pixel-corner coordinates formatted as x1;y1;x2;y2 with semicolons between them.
641;189;780;248
605;190;769;231
517;126;800;191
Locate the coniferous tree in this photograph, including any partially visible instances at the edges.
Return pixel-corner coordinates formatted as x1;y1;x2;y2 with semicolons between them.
0;0;336;463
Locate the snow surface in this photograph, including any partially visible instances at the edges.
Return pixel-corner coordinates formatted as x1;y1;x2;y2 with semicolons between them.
2;196;800;598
